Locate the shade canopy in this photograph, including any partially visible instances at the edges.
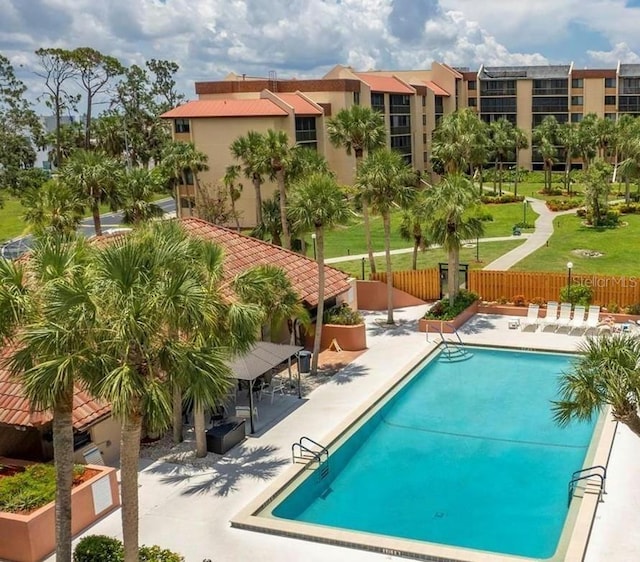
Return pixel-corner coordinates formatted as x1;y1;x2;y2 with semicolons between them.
229;342;303;381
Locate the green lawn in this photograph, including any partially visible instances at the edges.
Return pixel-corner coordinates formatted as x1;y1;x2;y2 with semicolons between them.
0;194;30;242
331;239;524;279
514;213;640;276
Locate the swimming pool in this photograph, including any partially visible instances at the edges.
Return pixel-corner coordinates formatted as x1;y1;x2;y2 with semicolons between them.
236;346;609;561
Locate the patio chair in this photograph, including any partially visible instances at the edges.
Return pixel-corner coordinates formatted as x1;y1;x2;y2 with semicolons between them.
520;304;540;331
235;404;259;421
584;305;602;335
539;301;559;331
568;305;587;334
260;374;286;403
554;303;574;332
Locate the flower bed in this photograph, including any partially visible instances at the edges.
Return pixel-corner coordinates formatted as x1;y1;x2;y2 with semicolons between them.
419;291;480;333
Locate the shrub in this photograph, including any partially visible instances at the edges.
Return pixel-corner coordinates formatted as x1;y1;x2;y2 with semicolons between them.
529;296;546;306
497;296;508;305
560;284;593;307
611;202;640;214
607;302;621;313
424;290;479;321
512;221;534;229
625;303;640;316
139;545;185;562
511;294;526;306
480;194;524;204
323;303;363;325
74;536;124;562
476;208;494;222
546;198;582;211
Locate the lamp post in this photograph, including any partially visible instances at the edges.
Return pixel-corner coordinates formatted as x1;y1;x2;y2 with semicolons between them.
567;261;573;301
523;198;528;227
311;232;317;260
476;235;480;263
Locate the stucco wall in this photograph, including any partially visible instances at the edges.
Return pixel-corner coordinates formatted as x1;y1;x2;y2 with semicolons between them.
356;280;426;311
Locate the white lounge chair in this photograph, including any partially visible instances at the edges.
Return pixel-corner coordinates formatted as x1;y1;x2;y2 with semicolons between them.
554;303;574;332
540;301;559;331
568;305;586;334
520;304;540;331
584;305;602;335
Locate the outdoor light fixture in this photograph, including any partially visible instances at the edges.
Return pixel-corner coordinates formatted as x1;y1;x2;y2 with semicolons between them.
311;232;317;260
523;198;528;226
567;261;573;296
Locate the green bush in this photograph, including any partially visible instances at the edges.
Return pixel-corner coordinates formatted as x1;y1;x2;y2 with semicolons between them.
546;198;582;211
480;194;524;204
625;303;640;316
560;284;593;306
74;535;123;562
0;463;85;514
324;303;363;325
424;290;479;321
73;537;184;562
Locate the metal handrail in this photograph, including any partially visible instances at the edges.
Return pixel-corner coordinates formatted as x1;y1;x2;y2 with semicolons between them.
291;442;322;465
572;465;606;493
300;437;329;461
568;473;605;506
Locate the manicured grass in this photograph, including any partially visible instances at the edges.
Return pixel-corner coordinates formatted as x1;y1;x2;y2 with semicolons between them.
331;239;524;279
514;213;640;276
0;194;29;242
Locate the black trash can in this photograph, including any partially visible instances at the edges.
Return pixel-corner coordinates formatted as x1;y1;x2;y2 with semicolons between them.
205;417;245;454
298;350;312;373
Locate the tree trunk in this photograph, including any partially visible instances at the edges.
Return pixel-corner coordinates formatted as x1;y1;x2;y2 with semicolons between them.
362;203;376;274
181;171;193;217
92;202;102;237
383;212;394;325
493;158;498;194
311;227;325;376
625;178;631;204
565;157;571;195
498;160;504;196
513;151;519;197
53;391;74;562
121;409;143;562
276;169;290;250
614;408;640;438
55;88;62;168
84;93;93;150
194;403;207;458
231;197;241;232
447;247;458;306
253;176;263;225
172;385;183;444
412;239;418;271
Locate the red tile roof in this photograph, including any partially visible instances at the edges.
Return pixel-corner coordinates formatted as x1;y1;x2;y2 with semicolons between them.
355;73;415;94
161;99;288;119
424;81;450;97
0;346;111;430
179;218;351;307
274;93;323;115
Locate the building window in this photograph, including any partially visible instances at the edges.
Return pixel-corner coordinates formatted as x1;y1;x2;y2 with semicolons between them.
295;116;317;149
423;133;427;144
434;96;444;115
532;96;568;113
480;80;516;96
533;79;568;95
571;113;583;123
468;80;477;90
183;169;194;185
605;95;616;105
605;112;617;121
390;114;411;135
468;97;477;107
422;95;426;107
353;91;360;105
174;119;190;133
605;77;616;89
371;92;385;113
571;96;583;106
180;197;195;209
571;78;584;89
390;135;412;155
422;114;426;126
423;151;429;163
389;94;411;114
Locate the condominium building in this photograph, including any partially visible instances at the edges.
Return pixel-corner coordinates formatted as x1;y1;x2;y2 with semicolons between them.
162;61;640;224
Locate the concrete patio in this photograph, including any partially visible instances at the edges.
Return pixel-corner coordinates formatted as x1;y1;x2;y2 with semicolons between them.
59;307;639;562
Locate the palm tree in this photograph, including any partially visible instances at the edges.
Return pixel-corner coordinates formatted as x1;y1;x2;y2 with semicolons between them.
399;205;430;271
553;334;640;438
22;179;84;235
576;113;598;171
223;164;243;231
421;175;484;305
488;118;515;196
288;173;349;375
558;123;580;195
230;131;268;226
251;194;283;246
120;168;165;225
161;141;209;218
88;221;263;561
614;115;640;202
356;149;416;324
1;233;93;562
59;149;123;236
512;126;528;197
533;116;559;193
327;105;386;274
594;116;616;160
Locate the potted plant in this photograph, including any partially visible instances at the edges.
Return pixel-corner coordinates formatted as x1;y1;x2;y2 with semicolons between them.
419;290;480;333
316;303;367;351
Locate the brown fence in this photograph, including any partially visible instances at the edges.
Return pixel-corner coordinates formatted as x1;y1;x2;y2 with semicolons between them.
370;269;440;301
372;268;640;307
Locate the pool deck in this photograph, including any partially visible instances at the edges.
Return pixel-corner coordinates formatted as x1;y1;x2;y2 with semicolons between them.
63;307;638;562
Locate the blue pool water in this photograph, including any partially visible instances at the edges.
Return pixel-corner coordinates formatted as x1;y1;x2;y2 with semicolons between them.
271;348;596;559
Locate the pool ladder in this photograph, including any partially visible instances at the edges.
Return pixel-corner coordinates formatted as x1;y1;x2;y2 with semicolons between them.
292;436;330;478
567;465;607;506
436;324;472;362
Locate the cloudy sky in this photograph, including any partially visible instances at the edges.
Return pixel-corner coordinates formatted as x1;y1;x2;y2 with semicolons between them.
3;0;640;103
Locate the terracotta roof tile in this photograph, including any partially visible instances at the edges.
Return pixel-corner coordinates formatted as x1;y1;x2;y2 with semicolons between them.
355;73;415;94
179;218;351;307
424;80;451;97
161;99;288;119
0;346;111;430
274;93;323;115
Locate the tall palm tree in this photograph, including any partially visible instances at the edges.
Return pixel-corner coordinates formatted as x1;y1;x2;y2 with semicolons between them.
327;105;386;274
488;118;515;195
594;116;616;160
288;173;349;375
558;123;581;195
59;149;123;236
88;221;263;561
553;334;640;438
533;116;559;193
223;164;243;231
22;179;85;235
614;115;640;202
251;194;283;246
230;131;268;226
1;233;93;562
421;175;484;305
120;168;165;225
512;126;529;197
161;141;209;218
576;113;598;171
399;205;430;271
356;149;416;324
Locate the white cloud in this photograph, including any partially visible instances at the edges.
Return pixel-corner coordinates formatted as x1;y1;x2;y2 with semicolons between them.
588;42;640;65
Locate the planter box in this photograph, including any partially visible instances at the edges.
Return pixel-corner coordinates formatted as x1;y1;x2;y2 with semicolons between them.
419;301;479;333
478;304;531;317
0;464;120;562
305;323;368;351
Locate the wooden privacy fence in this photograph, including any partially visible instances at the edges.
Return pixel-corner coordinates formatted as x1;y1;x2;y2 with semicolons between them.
371;268;640;307
370;269;440;301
